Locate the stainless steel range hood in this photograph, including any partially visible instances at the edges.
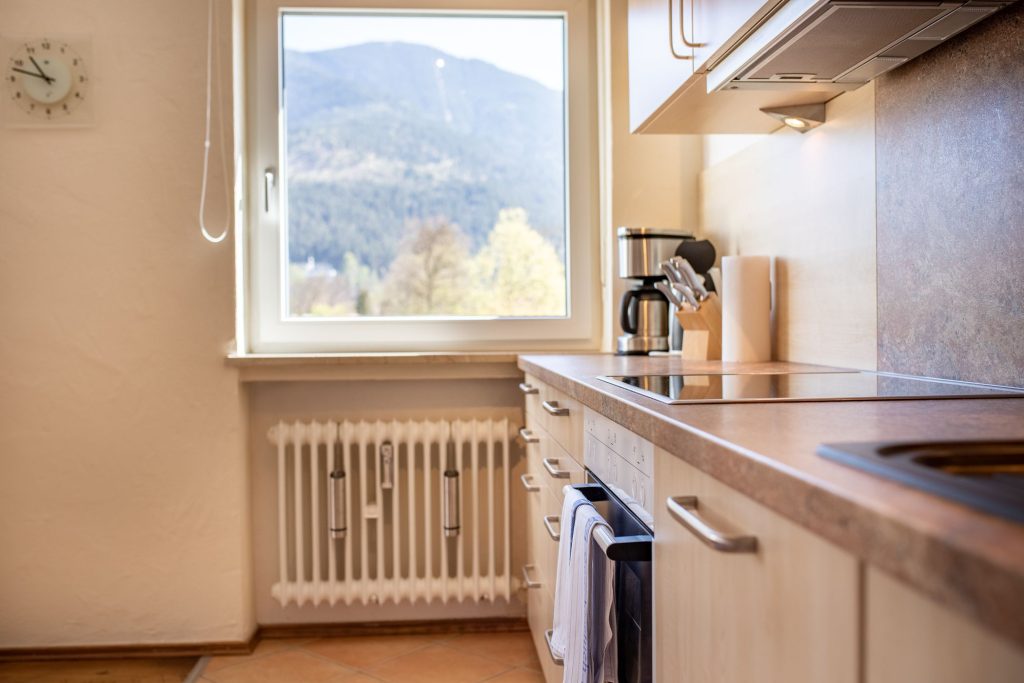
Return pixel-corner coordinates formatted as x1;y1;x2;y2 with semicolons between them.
707;0;1014;94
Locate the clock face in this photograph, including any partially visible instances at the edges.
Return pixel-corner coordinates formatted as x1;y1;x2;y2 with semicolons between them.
6;38;88;120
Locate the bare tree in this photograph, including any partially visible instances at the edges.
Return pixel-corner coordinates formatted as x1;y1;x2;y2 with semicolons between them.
380;218;470;315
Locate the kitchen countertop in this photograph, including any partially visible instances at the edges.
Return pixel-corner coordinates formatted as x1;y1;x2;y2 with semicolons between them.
518;354;1024;649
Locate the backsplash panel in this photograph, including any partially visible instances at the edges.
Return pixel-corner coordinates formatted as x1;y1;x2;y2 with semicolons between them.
700;85;877;371
876;2;1024;387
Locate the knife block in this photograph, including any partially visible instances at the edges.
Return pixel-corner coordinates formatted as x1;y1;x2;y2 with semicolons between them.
675;294;723;361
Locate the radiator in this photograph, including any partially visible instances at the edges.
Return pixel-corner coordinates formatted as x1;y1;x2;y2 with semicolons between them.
267;418;516;608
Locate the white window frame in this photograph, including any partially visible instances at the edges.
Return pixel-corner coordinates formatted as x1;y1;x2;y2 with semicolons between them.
243;0;600;353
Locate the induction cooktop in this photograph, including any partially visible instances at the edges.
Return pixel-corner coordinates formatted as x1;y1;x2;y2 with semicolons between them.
596;372;1024;405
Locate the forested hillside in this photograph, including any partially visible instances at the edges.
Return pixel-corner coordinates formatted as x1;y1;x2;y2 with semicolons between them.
284;41;567;284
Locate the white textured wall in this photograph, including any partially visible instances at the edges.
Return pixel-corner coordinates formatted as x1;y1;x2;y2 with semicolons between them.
0;0;253;647
700;85;878;370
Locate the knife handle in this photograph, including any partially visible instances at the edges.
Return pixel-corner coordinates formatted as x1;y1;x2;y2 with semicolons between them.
675;258;709;300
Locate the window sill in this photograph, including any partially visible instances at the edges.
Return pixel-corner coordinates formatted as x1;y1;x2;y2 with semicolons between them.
226;352;524;382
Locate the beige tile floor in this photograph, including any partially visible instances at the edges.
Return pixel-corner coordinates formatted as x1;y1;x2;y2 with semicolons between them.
200;631;543;683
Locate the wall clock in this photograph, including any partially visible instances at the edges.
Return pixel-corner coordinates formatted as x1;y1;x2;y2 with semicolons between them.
4;37;93;127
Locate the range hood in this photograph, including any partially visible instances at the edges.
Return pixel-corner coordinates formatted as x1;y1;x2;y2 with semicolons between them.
707;0;1014;94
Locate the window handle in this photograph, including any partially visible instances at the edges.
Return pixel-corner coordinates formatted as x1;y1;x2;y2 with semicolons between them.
263;167;276;213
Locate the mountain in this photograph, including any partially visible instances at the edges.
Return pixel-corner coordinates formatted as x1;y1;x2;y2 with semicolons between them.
282;42;567;273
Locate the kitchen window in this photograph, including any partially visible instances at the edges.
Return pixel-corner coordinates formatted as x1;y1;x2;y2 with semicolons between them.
246;0;599;352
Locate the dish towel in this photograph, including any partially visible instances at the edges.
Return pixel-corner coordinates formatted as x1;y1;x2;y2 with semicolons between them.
550;486;590;659
551;486;618;683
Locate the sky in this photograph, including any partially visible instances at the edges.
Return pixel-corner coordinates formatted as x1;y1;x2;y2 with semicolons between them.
282;12;565;91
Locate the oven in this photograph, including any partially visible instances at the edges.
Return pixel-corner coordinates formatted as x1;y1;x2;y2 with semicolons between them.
546;470;653;683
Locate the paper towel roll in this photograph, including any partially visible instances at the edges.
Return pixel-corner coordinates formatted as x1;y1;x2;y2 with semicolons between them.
721;255;771;363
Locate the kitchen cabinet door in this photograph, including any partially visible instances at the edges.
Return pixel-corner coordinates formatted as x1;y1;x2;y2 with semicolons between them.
628;0;693;132
689;0;783;74
866;568;1024;683
653;447;859;683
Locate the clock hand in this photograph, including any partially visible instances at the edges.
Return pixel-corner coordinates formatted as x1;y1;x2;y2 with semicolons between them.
28;56;55;84
11;66;55;83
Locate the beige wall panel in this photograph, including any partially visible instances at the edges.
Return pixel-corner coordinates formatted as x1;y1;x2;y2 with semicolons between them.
700;85;877;370
605;0;703;350
0;0;252;647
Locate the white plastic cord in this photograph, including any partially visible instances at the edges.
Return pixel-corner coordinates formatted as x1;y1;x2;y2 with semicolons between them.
199;0;230;243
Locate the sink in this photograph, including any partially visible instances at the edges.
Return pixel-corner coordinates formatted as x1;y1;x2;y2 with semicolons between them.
817;441;1024;523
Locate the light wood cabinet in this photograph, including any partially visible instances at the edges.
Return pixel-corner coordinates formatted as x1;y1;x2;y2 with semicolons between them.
653;446;859;683
866;568;1024;683
520;375;583;683
689;0;779;73
627;0;825;133
521;373;1024;683
627;0;693;132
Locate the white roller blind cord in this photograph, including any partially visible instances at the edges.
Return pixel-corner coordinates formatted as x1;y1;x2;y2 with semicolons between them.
199;0;230;243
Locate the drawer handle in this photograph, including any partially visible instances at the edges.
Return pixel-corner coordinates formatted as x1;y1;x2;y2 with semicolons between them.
666;496;758;553
542;400;570;417
520;473;540;492
543;457;570;479
543;514;561;541
522;564;542;589
519;382;539;395
518;427;539;444
544;629;565;666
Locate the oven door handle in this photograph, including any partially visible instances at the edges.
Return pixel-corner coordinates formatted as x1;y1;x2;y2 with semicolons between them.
570;483;653;562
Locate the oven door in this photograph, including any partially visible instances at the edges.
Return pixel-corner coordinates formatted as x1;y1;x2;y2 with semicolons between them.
546;473;653;683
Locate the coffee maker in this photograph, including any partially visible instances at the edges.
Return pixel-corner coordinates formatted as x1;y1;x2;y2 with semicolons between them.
616;227;693;355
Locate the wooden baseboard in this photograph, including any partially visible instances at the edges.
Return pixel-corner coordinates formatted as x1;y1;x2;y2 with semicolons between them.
0;629;258;663
0;617;527;662
257;617;529;640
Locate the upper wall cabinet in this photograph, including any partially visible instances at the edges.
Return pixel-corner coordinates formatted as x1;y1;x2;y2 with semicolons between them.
627;0;1018;134
690;0;780;74
627;0;694;132
628;0;800;134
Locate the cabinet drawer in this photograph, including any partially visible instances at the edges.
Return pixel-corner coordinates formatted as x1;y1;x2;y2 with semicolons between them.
522;374;583;463
526;472;561;592
654;447;858;683
521;373;544;420
540;384;583;462
527;584;561;683
536;425;585;498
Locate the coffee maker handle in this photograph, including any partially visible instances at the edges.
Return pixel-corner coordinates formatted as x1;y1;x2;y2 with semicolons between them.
620;289;639;335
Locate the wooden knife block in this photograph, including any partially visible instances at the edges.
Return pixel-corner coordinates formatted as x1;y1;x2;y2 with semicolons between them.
675;294;723;361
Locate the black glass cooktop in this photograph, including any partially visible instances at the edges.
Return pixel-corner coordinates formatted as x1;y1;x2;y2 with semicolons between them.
597;372;1024;405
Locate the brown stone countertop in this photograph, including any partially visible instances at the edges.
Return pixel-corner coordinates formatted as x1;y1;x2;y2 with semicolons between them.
517;354;1024;649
